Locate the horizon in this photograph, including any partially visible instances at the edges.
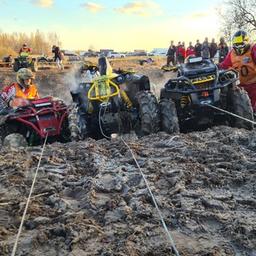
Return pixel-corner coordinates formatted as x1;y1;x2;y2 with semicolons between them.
0;0;223;51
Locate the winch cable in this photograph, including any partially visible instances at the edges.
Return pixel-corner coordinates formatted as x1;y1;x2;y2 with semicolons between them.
121;138;180;256
11;133;48;256
98;105;180;256
205;103;256;125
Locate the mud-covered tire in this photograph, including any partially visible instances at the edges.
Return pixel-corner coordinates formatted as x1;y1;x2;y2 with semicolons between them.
160;98;180;133
2;133;27;148
31;61;38;72
13;61;20;72
136;91;160;136
229;87;254;130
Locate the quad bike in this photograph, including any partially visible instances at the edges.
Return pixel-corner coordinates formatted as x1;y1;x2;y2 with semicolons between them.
69;57;160;140
159;56;254;133
0;97;70;146
13;54;38;72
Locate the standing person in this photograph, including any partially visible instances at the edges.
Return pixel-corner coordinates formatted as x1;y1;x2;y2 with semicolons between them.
218;37;229;63
209;38;218;59
219;30;256;112
194;40;202;57
166;40;176;66
201;37;210;58
177;42;185;64
186;42;195;57
52;45;64;70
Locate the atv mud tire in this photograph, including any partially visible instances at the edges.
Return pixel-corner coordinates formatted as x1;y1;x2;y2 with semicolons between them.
2;133;27;148
135;91;160;136
13;61;20;72
68;104;84;141
229;87;254;130
160;98;180;133
31;61;38;72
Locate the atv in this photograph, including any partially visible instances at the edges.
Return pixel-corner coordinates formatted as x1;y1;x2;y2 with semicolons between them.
0;97;70;146
159;56;254;133
69;57;160;140
13;54;38;72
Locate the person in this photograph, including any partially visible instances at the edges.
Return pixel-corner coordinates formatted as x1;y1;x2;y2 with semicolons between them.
186;42;195;57
52;45;64;70
209;38;218;59
166;40;176;66
0;68;39;108
177;42;185;64
218;37;229;63
194;39;202;57
201;37;210;58
219;30;256;112
19;43;32;57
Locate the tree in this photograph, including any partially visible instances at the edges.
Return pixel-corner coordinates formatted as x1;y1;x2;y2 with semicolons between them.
219;0;256;43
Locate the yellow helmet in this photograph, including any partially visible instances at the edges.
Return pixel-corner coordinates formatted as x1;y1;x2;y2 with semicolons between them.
232;30;250;55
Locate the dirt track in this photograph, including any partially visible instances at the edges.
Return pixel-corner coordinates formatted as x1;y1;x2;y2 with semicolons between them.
0;62;255;256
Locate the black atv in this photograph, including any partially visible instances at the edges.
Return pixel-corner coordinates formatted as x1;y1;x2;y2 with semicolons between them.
159;56;254;133
69;57;160;140
13;55;38;72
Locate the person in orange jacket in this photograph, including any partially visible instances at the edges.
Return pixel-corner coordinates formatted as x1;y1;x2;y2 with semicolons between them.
1;68;39;108
219;30;256;112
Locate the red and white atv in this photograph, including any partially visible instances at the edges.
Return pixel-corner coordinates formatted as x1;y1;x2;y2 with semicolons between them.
0;97;70;147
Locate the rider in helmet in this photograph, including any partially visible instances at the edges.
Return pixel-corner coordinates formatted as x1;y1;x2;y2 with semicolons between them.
19;43;32;57
0;68;39;108
219;30;256;112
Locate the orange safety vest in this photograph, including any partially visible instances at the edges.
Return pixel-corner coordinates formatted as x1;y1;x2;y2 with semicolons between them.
13;83;39;100
230;46;256;85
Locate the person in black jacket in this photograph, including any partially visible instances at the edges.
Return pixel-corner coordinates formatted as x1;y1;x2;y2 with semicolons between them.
218;37;229;63
209;38;218;59
194;39;202;57
166;41;176;66
52;45;64;70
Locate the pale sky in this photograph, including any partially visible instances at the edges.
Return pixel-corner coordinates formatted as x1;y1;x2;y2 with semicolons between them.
0;0;223;51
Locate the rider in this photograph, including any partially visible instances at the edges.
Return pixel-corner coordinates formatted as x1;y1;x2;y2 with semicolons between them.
19;43;32;57
1;68;39;108
219;30;256;112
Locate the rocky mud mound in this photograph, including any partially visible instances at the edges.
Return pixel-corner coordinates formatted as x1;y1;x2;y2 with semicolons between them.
0;126;255;256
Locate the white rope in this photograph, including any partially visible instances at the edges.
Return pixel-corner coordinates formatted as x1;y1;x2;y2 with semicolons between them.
205;103;256;125
121;137;180;256
11;134;48;256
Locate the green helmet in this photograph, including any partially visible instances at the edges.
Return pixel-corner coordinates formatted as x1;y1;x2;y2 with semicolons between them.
16;68;35;85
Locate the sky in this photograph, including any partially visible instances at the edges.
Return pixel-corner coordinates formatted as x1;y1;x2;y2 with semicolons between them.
0;0;223;51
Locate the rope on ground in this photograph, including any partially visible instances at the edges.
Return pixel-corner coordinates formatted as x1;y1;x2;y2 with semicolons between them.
205;103;256;125
11;133;48;256
121;137;180;256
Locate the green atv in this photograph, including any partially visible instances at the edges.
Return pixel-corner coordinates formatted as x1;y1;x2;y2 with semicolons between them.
13;53;38;72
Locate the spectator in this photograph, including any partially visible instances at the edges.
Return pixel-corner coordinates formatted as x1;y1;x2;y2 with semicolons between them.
186;42;195;57
52;45;64;70
202;37;210;58
177;42;185;64
194;40;202;57
218;37;229;63
166;40;176;66
209;38;218;59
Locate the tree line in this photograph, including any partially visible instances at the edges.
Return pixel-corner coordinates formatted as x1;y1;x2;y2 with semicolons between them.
0;30;61;58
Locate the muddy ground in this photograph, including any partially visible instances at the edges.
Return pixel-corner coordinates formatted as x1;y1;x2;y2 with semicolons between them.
0;60;255;256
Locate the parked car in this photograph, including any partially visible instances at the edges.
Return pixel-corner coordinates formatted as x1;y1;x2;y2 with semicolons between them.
107;52;126;58
149;48;168;56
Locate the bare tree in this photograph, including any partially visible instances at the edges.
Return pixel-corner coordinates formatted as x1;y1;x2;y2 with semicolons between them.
220;0;256;43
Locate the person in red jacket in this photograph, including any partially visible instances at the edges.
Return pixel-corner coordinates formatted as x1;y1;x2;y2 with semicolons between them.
219;30;256;112
177;42;186;64
186;42;195;57
19;43;32;57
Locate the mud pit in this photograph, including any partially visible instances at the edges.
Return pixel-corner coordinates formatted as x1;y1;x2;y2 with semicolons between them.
0;62;255;255
0;127;255;256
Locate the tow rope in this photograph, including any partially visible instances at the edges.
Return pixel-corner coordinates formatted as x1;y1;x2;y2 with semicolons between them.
11;134;48;256
205;103;256;125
